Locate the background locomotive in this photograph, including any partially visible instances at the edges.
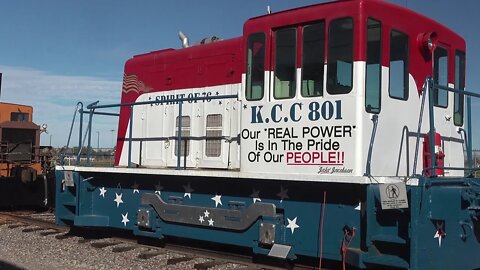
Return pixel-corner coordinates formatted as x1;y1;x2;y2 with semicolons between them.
55;0;480;269
0;102;54;208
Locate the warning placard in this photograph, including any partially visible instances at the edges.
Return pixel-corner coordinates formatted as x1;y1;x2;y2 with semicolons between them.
379;183;408;210
63;171;74;187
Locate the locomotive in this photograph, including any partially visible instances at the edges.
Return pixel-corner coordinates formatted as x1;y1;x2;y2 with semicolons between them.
55;0;480;269
0;102;54;208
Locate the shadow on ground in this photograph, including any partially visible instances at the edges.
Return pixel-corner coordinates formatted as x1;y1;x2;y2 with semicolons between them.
0;261;25;270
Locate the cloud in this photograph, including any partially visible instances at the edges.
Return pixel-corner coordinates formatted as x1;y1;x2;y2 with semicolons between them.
0;65;122;147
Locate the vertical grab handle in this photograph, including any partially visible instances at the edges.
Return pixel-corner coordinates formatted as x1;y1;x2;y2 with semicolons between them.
365;114;379;177
412;78;429;177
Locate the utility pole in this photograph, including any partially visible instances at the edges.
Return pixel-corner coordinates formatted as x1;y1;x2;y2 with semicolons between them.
96;131;100;151
110;129;115;148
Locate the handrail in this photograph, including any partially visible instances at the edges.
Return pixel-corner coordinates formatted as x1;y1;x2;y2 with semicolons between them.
59;102;83;165
69;94;238;168
427;78;436;177
422;166;480;175
86;101;99;166
467;96;473;175
66;102;83;151
176;102;183;169
416;77;477;177
76;119;90;164
457;127;472;176
435;83;480;98
87;94;237;110
128;105;133;167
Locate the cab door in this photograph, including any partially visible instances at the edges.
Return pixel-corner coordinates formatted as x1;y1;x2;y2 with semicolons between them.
432;45;452;171
449;50;466;172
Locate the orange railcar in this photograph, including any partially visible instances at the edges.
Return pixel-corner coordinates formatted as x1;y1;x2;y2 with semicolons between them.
0;102;51;207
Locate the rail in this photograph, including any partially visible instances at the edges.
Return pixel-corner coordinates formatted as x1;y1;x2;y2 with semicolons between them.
413;77;480;177
62;94;238;169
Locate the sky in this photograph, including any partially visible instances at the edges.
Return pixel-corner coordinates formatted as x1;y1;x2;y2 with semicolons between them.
0;0;479;148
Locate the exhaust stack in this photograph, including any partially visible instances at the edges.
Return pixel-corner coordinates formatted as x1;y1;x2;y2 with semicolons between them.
178;31;190;48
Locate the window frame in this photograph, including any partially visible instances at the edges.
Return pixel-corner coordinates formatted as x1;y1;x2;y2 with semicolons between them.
327;17;354;95
174;116;191;157
273;27;298;100
245;32;266;101
301;20;326;98
433;46;449;108
10;112;29;122
205;114;223;157
365;18;382;114
388;29;409;101
454;50;465;126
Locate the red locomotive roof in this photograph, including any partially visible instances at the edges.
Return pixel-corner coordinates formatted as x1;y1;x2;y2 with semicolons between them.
121;37;242;104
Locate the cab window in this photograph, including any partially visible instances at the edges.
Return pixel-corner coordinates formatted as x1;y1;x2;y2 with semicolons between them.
365;18;382;113
246;33;266;101
327;17;353;94
274;28;297;99
454;50;465;126
11;112;29;122
302;21;325;97
389;30;409;100
433;47;448;108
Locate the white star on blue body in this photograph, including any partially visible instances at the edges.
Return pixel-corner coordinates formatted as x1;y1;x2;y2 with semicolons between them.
121;213;129;226
99;187;107;198
276;186;289;203
211;195;222;207
114;193;124;207
286;217;300;234
355;202;361;210
434;230;445;247
154;181;163;195
250;188;262;203
132;182;140;194
183;183;194;199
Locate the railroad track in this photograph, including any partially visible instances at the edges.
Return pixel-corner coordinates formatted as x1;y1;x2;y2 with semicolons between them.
0;211;328;270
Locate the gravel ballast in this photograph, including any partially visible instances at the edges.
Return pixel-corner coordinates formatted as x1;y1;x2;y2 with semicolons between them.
0;221;242;270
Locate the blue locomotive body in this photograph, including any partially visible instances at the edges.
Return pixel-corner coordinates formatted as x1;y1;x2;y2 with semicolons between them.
56;169;480;269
